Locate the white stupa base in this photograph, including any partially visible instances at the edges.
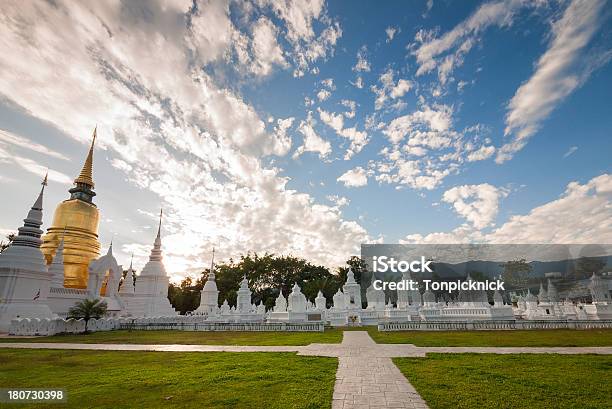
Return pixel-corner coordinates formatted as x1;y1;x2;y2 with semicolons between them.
122;294;177;317
0;302;56;332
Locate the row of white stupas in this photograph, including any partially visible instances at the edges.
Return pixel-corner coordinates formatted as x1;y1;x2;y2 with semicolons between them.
1;177;611;333
514;277;612;320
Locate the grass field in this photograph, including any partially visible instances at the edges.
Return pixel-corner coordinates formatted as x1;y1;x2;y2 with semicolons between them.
0;329;343;346
394;353;612;409
368;328;612;347
0;349;337;409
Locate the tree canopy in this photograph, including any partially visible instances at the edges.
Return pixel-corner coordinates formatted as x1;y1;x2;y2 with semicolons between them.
168;253;363;314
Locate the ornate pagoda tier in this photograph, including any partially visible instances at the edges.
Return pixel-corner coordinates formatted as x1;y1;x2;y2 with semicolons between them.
0;175;56;331
41;127;101;289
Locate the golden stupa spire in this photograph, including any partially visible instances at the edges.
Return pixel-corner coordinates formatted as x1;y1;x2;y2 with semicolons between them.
74;126;96;188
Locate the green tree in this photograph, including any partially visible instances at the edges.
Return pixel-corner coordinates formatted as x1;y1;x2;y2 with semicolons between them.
0;233;16;254
169;276;204;314
500;258;531;289
68;299;108;333
168;252;351;313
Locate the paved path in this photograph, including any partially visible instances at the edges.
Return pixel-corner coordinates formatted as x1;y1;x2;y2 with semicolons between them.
329;332;428;409
2;332;612;409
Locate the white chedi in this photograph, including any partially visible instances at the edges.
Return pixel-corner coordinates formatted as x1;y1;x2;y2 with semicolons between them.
315;290;326;310
123;210;177;317
236;275;252;313
366;279;385;310
343;268;361;309
119;257;136;295
287;283;307;313
589;273;611;303
273;290;287;312
0;175;56;331
195;250;219;314
332;289;346;310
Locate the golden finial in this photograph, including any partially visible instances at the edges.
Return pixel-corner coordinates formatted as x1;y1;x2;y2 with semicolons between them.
74;126;96;188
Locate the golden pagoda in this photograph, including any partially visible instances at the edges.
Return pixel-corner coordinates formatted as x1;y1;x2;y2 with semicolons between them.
41;127;101;288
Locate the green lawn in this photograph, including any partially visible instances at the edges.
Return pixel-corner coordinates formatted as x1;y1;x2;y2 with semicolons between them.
369;328;612;347
394;354;612;409
0;349;337;409
0;329;343;346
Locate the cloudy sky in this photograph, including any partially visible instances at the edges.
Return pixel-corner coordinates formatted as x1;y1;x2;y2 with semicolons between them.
0;0;610;281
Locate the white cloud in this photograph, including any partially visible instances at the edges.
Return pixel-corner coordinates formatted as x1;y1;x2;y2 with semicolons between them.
412;0;531;84
486;174;612;243
318;108;369;159
341;99;356;118
338;167;368;187
385;26;399;43
498;0;609;163
250;17;289;76
402;174;612;244
0;129;69;160
0;145;72;185
375;105;495;190
466;145;495;162
263;0;342;77
272;117;295;156
293;113;332;159
353;46;371;72
442;183;507;229
352;76;364;89
321;78;335;89
372;69;413;110
317;89;331;101
0;0;366;275
563;146;578;158
384;104;453;144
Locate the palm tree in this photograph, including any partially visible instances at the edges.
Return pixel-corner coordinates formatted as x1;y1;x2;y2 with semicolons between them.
68;299;108;333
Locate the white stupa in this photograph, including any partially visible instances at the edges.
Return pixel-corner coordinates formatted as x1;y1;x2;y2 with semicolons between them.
0;175;56;331
195;249;219;314
123;209;177;317
287;283;307;313
343;268;361;309
236;275;252;313
119;255;135;295
366;280;385;310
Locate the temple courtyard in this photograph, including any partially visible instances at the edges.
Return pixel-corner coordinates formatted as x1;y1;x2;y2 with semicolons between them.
1;329;611;408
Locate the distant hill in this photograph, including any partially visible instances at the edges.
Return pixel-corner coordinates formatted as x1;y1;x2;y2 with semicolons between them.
429;256;612;279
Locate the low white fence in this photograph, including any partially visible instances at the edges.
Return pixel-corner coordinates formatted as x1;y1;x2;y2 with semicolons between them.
378;319;612;331
8;316;324;336
119;321;324;332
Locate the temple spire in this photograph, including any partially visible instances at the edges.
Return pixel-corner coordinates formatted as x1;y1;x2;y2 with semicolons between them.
149;209;163;262
74;126;96;188
32;172;48;211
11;174;47;248
156;208;163;239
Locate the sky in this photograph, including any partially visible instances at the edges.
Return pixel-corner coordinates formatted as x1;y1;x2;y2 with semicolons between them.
0;0;611;282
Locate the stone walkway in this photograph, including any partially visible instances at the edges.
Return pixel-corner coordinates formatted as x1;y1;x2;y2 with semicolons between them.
2;332;612;408
329;332;428;409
